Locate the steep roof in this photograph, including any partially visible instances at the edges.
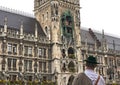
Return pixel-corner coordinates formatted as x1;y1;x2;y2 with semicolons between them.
81;28;95;44
0;7;46;36
81;27;120;50
95;32;120;50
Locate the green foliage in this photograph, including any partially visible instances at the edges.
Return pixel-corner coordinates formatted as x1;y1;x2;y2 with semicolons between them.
0;80;6;84
41;81;55;85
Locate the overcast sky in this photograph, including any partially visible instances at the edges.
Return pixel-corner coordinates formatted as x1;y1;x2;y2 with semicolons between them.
0;0;120;37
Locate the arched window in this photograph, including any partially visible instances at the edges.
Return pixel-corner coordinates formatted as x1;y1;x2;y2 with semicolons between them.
62;49;66;58
68;47;75;59
68;61;75;72
68;48;74;54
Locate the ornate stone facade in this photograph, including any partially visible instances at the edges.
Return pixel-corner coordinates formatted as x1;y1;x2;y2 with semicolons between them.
0;0;119;84
0;0;82;85
34;0;81;85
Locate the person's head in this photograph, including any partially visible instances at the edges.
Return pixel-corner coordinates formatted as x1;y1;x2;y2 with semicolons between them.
84;55;99;70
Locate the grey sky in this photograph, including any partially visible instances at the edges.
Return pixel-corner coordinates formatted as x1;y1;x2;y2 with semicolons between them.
0;0;120;37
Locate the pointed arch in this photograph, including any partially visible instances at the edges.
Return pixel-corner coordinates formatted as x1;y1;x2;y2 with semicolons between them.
68;47;75;59
68;47;74;54
68;61;75;72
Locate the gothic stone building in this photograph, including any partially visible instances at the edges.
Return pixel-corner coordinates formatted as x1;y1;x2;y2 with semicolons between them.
0;0;81;85
0;0;119;84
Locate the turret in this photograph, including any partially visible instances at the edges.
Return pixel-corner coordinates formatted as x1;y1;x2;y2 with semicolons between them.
20;21;24;39
34;0;81;85
35;23;38;40
4;16;7;35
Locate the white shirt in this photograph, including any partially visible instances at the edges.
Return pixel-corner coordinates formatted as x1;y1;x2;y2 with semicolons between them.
85;69;105;85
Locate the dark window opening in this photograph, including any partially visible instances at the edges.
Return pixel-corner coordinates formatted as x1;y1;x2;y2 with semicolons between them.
68;61;75;67
66;16;72;25
68;47;74;54
62;49;66;58
28;76;32;81
62;63;66;72
62;49;65;54
68;61;75;72
67;27;72;34
68;47;75;59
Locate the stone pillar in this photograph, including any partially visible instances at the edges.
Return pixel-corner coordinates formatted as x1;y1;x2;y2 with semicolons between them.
4;16;7;36
35;23;38;41
20;21;24;39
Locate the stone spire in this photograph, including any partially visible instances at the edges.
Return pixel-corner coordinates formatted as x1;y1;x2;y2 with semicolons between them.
85;34;88;55
35;23;38;40
20;21;23;39
4;16;7;34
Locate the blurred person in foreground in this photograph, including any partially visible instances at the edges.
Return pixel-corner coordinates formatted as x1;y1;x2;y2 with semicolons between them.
72;55;105;85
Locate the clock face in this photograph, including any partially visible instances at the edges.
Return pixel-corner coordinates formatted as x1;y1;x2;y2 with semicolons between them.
61;10;74;38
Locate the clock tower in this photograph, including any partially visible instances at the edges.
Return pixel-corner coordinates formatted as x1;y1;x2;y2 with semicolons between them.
34;0;82;85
